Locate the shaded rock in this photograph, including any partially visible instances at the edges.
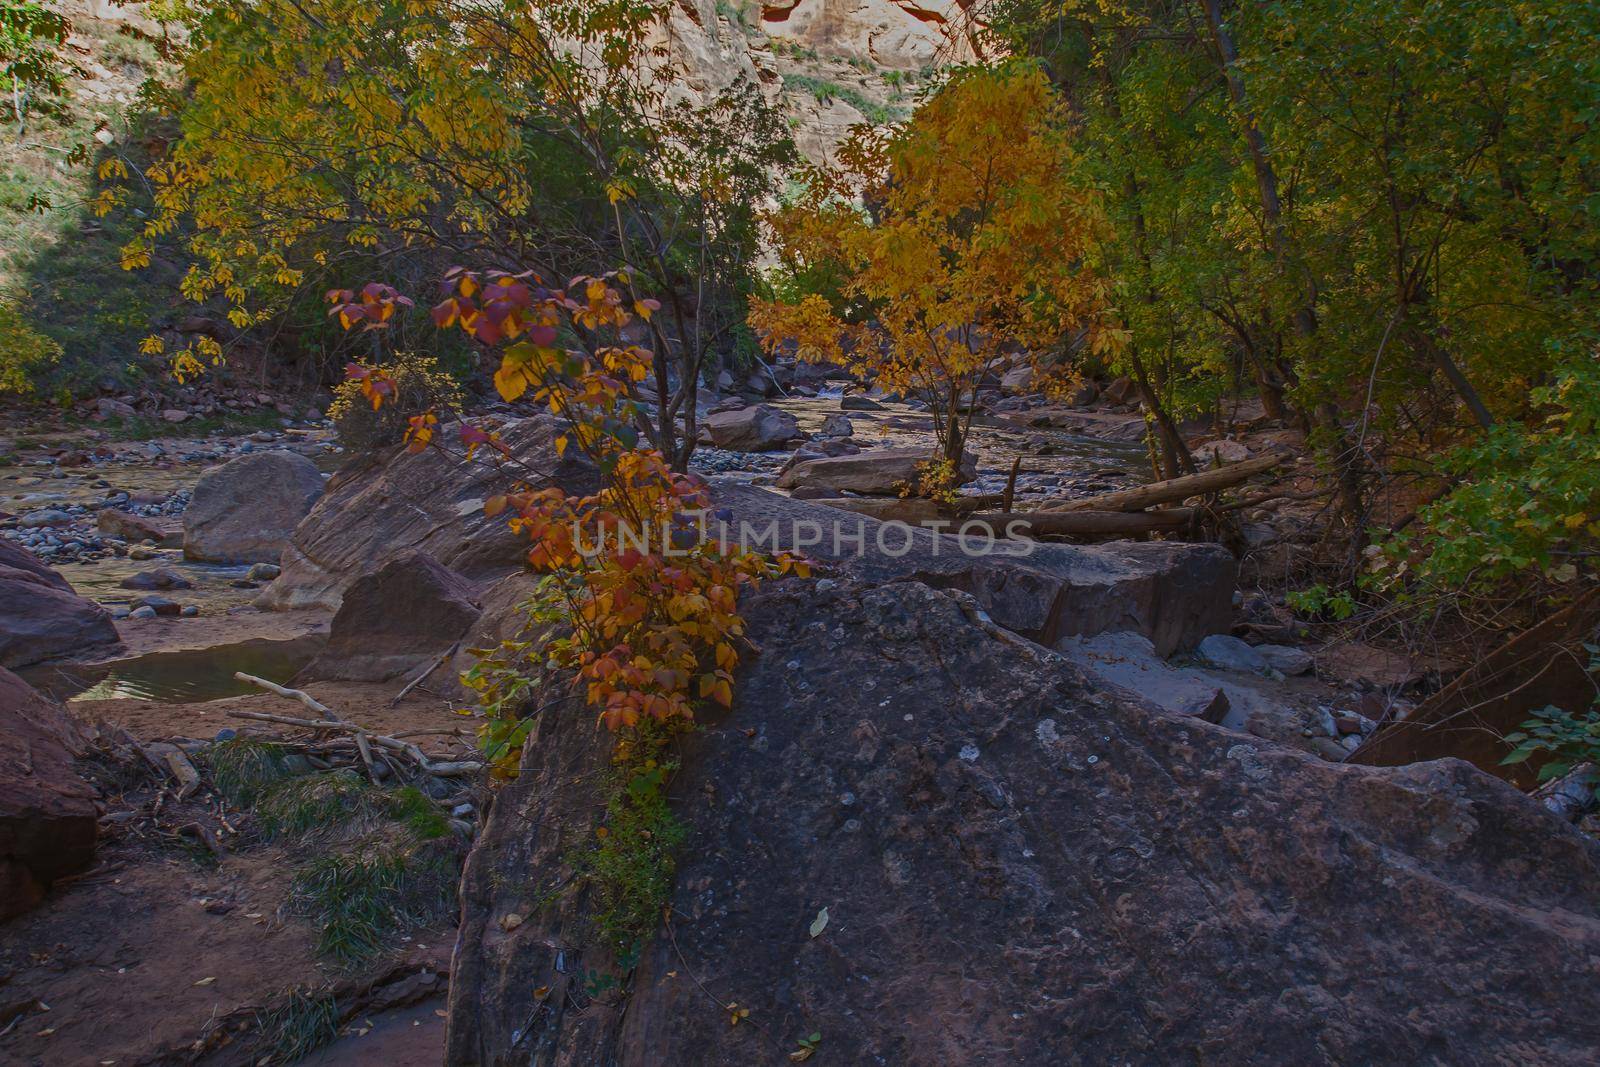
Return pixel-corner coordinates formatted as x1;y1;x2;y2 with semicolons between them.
1056;630;1285;732
711;483;1233;656
18;509;73;529
703;404;801;451
131;595;181;618
305;552;482;683
1103;375;1138;404
775;447;970;496
0;668;96;921
448;579;1600;1066
1317;641;1448;690
0;542;121;669
1000;364;1033;395
1256;644;1314;676
839;394;884;411
816;413;853;438
1068;380;1099;407
183;450;325;564
118;568;192;591
246;562;281;581
259;418;596;612
160;409;189;423
96;509;182;548
1197;633;1268;673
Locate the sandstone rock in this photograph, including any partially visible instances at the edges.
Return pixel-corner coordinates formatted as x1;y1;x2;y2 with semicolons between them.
95;397;136;420
1069;380;1099;407
258;417;596;611
0;668;96;921
131;595;181;617
304;552;482;683
19;509;72;529
1103;375;1138;404
246;562;281;581
1195;438;1254;464
0;542;121;669
1000;365;1033;395
839;394;884;411
97;509;182;548
816;413;853;438
1197;633;1268;673
1056;630;1286;732
1256;644;1314;676
118;568;192;591
183;450;325;564
775;447;967;495
448;579;1600;1065
703;404;801;451
160;409;189;423
710;483;1233;656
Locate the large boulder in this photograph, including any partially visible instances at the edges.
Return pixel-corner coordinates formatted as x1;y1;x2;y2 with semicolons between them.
710;482;1233;656
446;579;1600;1065
303;552;483;683
703;404;800;451
0;542;122;669
258;417;597;612
183;450;325;563
0;668;97;921
776;447;972;495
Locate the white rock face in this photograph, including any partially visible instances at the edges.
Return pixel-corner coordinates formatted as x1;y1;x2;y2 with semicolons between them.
653;0;975;164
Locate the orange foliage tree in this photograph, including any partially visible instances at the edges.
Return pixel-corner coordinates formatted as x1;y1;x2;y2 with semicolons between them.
331;270;807;767
750;62;1126;475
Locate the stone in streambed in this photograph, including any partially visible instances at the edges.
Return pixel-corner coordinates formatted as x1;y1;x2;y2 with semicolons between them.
0;541;122;669
183;450;325;564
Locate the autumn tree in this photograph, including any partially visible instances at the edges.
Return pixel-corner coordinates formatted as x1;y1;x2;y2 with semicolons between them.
102;0;792;468
751;61;1121;477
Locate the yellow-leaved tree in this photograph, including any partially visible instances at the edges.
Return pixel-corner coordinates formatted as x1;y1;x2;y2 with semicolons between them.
750;61;1125;480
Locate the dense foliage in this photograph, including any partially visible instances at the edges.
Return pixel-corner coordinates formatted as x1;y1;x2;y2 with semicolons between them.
104;0;792;467
752;62;1120;470
985;0;1600;604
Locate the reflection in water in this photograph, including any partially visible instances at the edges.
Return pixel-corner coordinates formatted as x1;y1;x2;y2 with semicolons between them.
23;635;325;704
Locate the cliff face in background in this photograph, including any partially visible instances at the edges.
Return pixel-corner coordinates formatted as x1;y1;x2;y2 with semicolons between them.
656;0;978;162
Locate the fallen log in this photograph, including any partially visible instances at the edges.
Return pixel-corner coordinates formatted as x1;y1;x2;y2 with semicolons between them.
809;496;1192;536
1041;453;1284;513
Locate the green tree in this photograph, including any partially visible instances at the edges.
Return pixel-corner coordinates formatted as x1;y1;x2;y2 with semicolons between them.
0;0;71;137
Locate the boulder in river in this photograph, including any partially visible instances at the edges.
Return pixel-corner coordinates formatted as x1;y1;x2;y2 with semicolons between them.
96;509;182;548
776;447;972;495
0;542;122;669
446;578;1600;1064
304;552;482;683
183;450;325;564
702;404;801;451
258;417;597;612
0;668;97;921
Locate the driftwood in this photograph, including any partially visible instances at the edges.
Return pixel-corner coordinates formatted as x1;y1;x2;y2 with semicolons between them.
230;675;484;778
1041;453;1284;513
954;508;1195;538
141;741;202;799
388;642;459;707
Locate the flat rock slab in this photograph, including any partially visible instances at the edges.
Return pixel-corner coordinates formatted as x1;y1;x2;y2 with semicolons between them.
304;552;482;683
447;579;1600;1065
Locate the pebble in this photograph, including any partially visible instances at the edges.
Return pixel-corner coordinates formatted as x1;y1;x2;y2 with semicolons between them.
129;605;157;619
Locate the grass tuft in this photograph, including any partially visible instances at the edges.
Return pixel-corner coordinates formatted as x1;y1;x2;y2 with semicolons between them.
289;842;458;966
206;738;291;807
254;988;340;1064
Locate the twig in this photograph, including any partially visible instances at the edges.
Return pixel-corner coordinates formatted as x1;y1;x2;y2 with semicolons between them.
389;643;459;707
233;672;344;722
